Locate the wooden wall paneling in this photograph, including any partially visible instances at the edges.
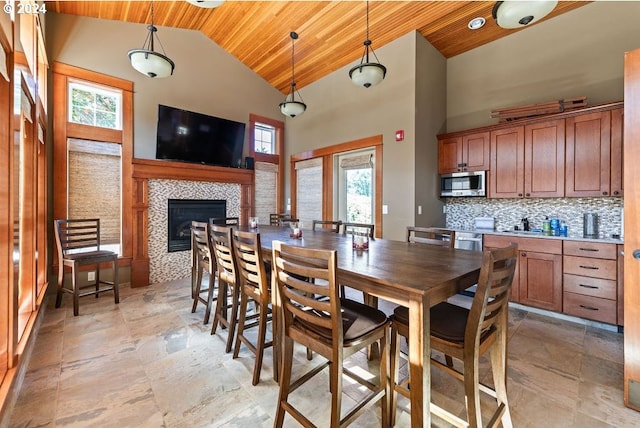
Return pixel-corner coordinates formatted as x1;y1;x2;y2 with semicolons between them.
120;84;133;266
131;177;149;288
0;31;13;379
35;113;47;303
611;108;624;196
623;48;640;411
322;154;333;221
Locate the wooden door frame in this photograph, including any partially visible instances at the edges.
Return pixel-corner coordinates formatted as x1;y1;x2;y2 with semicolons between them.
290;135;383;238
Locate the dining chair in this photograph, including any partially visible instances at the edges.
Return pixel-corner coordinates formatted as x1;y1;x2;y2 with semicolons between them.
231;229;274;385
191;221;216;324
270;213;299;227
209;224;240;353
407;226;456;247
54;218;119;316
341;222;375;238
389;243;518;428
311;219;342;233
272;240;389;427
210;216;240;226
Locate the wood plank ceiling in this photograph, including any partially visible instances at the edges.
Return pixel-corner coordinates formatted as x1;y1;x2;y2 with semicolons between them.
48;1;588;94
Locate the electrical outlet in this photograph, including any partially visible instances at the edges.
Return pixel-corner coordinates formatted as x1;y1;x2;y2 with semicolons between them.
87;271;95;282
418;205;422;215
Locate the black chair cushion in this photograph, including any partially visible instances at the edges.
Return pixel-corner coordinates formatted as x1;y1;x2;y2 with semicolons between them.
296;298;388;343
393;302;469;344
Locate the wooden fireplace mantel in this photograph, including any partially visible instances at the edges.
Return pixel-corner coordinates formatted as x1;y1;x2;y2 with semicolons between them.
130;158;254;287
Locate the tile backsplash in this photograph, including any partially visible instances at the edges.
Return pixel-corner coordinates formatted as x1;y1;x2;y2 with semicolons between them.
444;197;624;239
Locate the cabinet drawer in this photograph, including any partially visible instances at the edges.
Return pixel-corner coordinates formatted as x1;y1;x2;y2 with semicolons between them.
563;292;617;324
563;274;616;300
563;255;616;280
563;241;616;259
483;235;562;254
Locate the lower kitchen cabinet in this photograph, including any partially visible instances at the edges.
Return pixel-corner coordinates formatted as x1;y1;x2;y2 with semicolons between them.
483;235;562;310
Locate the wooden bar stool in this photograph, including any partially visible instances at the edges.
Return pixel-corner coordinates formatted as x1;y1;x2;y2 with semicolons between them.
232;229;274;385
54;219;119;316
210;224;240;353
389;243;518;428
191;221;216;324
272;241;390;427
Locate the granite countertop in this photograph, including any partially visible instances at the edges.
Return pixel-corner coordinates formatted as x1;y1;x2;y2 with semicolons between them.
473;229;624;245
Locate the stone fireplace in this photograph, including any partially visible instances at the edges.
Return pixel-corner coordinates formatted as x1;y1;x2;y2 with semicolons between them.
131;158;253;287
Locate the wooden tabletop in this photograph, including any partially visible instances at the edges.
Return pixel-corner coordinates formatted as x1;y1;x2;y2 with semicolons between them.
252;225;483;306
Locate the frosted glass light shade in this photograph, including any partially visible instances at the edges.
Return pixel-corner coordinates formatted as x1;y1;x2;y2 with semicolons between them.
493;1;558;29
279;100;306;118
186;0;225;8
349;62;386;88
128;49;175;78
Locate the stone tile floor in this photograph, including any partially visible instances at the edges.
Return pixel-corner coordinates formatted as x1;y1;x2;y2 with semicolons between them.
6;277;640;427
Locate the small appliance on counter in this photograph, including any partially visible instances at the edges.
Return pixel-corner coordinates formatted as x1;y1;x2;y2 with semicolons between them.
473;217;495;232
583;213;599;238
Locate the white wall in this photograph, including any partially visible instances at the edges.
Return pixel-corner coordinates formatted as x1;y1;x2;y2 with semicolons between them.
46;13;284;160
447;1;640;132
283;31;446;240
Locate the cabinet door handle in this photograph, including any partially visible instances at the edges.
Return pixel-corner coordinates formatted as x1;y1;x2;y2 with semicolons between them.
521;252;527;257
579;284;599;289
579;247;599;252
579;304;599;311
579;265;599;270
518;193;523;197
613;191;620;196
602;191;608;196
525;193;531;197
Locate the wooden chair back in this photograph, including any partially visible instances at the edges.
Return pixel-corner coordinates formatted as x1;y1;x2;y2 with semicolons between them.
312;220;342;233
209;224;238;287
272;241;340;358
232;230;269;303
192;221;214;273
55;218;103;256
342;222;374;238
467;243;518;347
407;226;455;247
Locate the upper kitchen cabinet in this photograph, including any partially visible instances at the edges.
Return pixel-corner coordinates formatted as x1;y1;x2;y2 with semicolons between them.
438;131;490;174
489;127;525;198
489;119;565;198
566;111;611;196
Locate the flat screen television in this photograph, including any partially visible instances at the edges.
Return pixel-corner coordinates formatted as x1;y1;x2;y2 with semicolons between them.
155;104;246;168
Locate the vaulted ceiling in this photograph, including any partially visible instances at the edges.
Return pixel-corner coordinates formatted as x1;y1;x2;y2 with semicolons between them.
47;1;588;93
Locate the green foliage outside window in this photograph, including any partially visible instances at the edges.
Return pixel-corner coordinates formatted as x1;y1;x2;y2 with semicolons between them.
69;83;120;129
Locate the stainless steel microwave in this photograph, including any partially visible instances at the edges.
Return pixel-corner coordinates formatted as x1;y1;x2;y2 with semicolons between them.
440;171;486;197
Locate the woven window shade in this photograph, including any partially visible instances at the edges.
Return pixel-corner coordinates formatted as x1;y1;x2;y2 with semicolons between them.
340;154;373;170
254;161;278;225
295;158;322;228
0;47;8;82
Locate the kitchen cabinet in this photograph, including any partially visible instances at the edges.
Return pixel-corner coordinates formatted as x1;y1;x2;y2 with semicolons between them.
489;119;565;198
562;241;618;324
438;131;490;174
483;235;562;310
565;111;612;197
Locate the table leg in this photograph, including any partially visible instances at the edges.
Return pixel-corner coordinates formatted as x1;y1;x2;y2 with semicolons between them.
409;295;430;427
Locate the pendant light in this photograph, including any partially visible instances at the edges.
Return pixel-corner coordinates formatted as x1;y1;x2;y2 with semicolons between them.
279;32;307;118
128;1;175;78
348;0;386;88
492;1;558;29
186;0;225;8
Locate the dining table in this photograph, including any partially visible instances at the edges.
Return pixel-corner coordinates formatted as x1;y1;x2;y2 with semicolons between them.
245;225;483;427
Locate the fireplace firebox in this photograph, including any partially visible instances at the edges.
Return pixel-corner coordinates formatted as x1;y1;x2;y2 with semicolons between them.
167;199;226;252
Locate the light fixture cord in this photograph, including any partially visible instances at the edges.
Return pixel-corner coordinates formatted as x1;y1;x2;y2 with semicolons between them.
150;1;155;51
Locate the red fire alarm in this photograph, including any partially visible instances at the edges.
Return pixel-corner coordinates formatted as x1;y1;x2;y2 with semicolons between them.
395;130;404;142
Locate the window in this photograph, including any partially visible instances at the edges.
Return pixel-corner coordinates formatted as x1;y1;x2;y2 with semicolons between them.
254;122;275;154
68;81;122;130
336;150;374;224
